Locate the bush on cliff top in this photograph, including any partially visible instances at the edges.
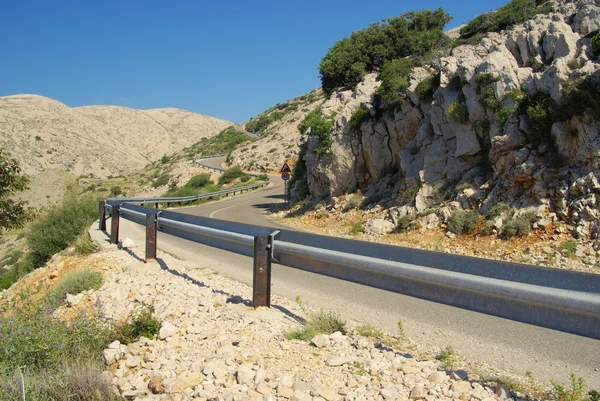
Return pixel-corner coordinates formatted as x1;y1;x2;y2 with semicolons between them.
459;0;552;40
318;9;451;94
298;109;334;156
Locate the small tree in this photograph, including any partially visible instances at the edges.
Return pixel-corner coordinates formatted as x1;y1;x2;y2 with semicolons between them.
0;151;32;233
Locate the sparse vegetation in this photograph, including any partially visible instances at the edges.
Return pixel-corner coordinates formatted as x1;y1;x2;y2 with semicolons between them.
415;73;440;103
343;196;362;211
49;268;103;308
160;154;170;164
349;105;371;130
109;185;122;196
552;374;587;401
448;210;480;235
435;345;458;370
185;126;253;158
397;215;415;233
592;32;600;58
298;108;334;156
285;297;347;342
356;323;384;339
558;239;578;258
112;305;161;345
459;0;552;40
151;174;170;188
447;102;469;123
350;220;365;234
218;166;249;185
502;211;537;237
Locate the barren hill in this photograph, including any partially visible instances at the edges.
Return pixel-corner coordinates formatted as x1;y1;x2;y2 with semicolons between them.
0;94;232;178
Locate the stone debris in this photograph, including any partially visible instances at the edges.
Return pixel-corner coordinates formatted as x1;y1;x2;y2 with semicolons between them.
76;245;508;401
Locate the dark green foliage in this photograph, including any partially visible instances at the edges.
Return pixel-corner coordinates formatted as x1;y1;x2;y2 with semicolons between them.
447;102;469;123
349;105;371;130
0;249;23;269
480;86;501;112
377;58;413;105
109;186;122;196
448;210;480;234
112;306;161;345
0;151;32;233
298;109;334;156
185;173;213;189
415;73;440;103
257;174;269;181
558;77;600;123
592;33;600;58
151;174;170;188
27;196;98;269
319;9;451;94
289;145;309;200
459;0;552;40
240;175;251;183
218;166;247;185
397;215;415;232
160;154;170;164
186;126;253;157
475;73;500;92
246;110;285;135
522;93;554;148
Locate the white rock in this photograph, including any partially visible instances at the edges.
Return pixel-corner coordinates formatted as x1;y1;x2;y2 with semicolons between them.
120;237;136;248
65;293;83;307
325;356;352;366
158;321;178;339
311;334;330;348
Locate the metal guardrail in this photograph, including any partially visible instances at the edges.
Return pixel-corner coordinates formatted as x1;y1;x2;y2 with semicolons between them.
99;194;600;340
104;156;269;207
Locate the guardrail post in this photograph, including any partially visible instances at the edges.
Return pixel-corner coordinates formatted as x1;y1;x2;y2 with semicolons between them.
110;204;120;245
155;202;159;209
98;201;106;231
252;235;272;308
145;212;158;262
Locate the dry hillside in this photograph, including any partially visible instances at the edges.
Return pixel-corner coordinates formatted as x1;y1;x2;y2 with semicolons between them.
0;94;232;178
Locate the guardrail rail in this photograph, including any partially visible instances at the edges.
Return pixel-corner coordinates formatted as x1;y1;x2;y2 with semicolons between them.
99;157;600;340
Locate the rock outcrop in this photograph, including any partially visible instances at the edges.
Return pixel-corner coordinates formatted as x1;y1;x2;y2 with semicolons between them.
301;0;600;238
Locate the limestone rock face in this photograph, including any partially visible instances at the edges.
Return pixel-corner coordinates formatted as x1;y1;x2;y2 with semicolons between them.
301;0;600;237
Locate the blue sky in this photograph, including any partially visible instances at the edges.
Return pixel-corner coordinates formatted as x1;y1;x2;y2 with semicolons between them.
0;1;507;122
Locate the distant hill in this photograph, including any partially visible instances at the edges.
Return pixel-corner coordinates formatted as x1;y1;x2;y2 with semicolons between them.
0;94;232;178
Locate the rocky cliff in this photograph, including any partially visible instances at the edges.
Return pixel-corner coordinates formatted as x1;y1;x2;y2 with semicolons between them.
298;0;600;239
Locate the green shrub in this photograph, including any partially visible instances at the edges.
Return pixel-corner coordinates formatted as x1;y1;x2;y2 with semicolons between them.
397;215;415;233
49;269;102;307
160;154;170;164
502;211;536;237
480;220;496;236
257;173;269;181
552;374;587;401
298;109;334;156
435;345;458;370
27;196;98;269
558;239;578;258
350;220;365;234
186;126;253;157
448;210;480;234
524;94;553;147
240;175;251;183
356;324;384;339
109;186;122;196
592;33;600;58
475;73;500;89
488;202;510;219
343;196;362;212
558;77;600;123
285;310;347;341
459;0;552;40
455;182;472;192
185;173;212;189
218;166;246;185
112;306;161;345
0;249;23;268
319;9;451;94
447;102;469;123
349;105;371;130
376;58;413;105
480;86;501;112
151;174;170;188
72;234;100;256
415;73;440;103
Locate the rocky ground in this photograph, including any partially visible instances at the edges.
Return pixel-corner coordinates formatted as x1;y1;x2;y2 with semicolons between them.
0;233;559;401
272;194;600;276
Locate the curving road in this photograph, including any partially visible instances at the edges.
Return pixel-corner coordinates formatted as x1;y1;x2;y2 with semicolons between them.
115;157;600;388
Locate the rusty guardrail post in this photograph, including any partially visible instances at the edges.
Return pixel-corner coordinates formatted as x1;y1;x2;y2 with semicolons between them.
98;201;106;231
110;204;120;245
252;235;272;308
145;211;159;262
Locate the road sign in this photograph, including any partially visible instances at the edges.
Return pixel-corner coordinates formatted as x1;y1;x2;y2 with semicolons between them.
279;162;291;174
281;172;290;181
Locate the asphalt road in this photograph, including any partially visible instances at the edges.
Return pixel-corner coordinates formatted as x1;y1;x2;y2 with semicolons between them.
116;157;600;388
